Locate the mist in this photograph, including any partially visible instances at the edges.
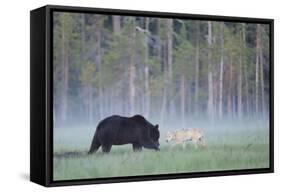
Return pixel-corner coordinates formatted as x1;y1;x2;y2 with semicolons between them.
52;12;270;144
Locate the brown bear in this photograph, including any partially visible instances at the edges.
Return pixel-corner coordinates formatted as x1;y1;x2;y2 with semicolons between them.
88;115;160;153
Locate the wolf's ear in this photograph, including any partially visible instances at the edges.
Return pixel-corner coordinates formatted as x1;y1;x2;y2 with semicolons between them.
155;124;159;129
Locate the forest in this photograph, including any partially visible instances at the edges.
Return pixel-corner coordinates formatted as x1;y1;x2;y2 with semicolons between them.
53;12;270;128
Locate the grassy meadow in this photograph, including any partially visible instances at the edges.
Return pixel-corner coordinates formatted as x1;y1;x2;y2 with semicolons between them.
53;120;270;181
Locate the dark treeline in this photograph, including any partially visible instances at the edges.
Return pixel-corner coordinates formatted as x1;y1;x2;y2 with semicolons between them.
53;12;270;128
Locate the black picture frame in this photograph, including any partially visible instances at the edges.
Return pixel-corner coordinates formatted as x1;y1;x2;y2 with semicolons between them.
30;5;274;187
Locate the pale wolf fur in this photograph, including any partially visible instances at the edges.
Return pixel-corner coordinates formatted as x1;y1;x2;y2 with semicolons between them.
166;128;206;149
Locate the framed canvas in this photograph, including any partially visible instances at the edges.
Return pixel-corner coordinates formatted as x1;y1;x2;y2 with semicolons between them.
30;5;274;187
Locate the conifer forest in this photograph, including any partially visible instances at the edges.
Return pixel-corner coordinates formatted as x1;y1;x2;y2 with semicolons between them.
53;12;270;128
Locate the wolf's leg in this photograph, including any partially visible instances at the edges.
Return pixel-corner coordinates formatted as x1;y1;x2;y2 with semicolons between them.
171;142;180;149
192;140;198;149
182;142;186;149
198;137;207;148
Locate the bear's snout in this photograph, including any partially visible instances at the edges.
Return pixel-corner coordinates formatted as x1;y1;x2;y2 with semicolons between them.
155;142;160;151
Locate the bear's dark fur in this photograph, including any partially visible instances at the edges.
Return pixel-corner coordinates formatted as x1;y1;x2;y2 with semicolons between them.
88;115;160;153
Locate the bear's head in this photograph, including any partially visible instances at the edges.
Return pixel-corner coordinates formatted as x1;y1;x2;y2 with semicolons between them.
132;114;160;149
150;124;160;148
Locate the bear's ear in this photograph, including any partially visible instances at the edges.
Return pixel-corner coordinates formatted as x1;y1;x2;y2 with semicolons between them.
155;124;159;129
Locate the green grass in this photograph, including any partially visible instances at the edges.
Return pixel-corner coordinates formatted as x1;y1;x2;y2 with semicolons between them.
53;126;270;181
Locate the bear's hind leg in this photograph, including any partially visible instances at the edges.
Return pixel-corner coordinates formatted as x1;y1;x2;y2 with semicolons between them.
132;143;142;152
88;137;101;154
102;145;112;153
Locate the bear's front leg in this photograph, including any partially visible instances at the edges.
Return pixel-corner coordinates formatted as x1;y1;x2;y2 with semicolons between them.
132;143;142;152
101;144;112;153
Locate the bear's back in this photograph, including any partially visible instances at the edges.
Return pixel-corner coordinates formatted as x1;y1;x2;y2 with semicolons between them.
97;115;149;133
98;115;139;130
130;114;148;125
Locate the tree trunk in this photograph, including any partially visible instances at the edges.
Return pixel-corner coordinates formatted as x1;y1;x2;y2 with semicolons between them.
194;21;200;115
218;22;224;119
237;24;243;119
88;85;94;124
167;19;173;85
129;18;136;116
112;15;121;117
228;56;233;118
255;24;260;116
96;16;104;120
160;84;167;124
80;14;86;60
157;19;163;71
60;14;69;125
244;64;250;116
144;18;150;118
80;14;87;122
242;24;250;116
259;26;265;117
160;19;167;124
207;21;214;121
180;75;186;128
238;51;242;118
112;15;121;34
167;19;173;116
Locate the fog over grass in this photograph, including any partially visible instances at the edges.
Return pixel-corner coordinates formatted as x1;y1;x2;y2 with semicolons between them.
53;118;269;181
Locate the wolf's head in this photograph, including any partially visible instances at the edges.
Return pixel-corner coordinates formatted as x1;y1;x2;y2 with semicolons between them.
166;131;175;142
